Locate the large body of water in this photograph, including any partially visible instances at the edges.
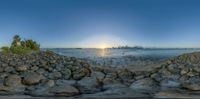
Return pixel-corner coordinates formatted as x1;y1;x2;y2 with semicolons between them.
45;48;200;59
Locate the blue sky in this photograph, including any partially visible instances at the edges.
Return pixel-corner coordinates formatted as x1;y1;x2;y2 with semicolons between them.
0;0;200;48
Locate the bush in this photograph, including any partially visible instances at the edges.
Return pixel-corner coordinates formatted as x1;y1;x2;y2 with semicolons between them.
10;46;32;55
1;46;10;54
22;39;40;51
1;35;40;55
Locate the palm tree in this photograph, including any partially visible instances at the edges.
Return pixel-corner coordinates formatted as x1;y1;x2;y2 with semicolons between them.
11;35;21;47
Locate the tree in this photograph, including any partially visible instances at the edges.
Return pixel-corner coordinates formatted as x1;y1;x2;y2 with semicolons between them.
11;35;21;47
23;39;40;51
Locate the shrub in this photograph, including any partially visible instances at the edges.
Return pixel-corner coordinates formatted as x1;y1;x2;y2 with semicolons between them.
10;46;32;55
1;35;40;55
22;39;40;51
1;46;10;54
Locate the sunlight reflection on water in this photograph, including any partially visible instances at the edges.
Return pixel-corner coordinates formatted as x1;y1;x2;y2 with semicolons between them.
99;49;108;57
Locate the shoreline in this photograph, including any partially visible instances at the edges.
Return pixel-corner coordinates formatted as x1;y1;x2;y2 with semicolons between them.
0;51;199;98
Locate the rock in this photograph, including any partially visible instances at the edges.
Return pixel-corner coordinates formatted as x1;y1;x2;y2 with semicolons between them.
135;75;145;80
4;74;25;93
130;78;159;92
48;71;62;80
118;69;133;80
36;68;46;75
46;80;55;87
187;71;195;77
102;72;120;85
155;91;200;98
72;68;90;80
30;66;39;71
159;68;172;78
0;67;4;73
16;65;28;72
103;83;127;90
27;86;52;96
194;66;200;72
49;85;79;96
160;79;181;88
55;64;64;71
167;64;179;73
83;87;150;98
91;71;105;81
77;77;101;94
182;83;200;91
4;74;22;87
187;76;200;83
23;72;43;85
180;69;189;75
61;68;71;79
151;73;162;82
4;67;15;73
56;80;76;86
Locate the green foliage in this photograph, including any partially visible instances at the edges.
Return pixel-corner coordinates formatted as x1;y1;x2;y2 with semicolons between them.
22;39;40;51
11;35;21;47
10;46;32;55
1;35;40;55
1;46;10;54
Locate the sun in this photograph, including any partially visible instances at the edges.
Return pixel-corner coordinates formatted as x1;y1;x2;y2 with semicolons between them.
99;43;109;49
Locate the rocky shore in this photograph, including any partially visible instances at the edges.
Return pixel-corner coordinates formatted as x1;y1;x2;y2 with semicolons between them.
0;51;199;98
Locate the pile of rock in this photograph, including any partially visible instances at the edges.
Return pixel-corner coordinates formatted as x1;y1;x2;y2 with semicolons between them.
0;51;91;96
0;51;199;98
152;52;200;91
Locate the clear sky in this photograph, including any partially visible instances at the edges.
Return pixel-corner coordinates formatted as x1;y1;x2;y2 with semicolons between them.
0;0;200;48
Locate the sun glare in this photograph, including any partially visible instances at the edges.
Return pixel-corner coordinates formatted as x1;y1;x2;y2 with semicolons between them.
99;43;109;49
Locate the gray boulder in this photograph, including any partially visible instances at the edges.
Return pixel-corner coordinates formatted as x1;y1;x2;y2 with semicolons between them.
56;80;76;86
23;72;43;85
72;68;90;80
61;68;71;79
48;71;62;80
16;65;28;72
77;77;101;94
160;79;181;88
182;83;200;91
49;85;79;96
130;78;159;92
91;71;105;81
4;74;25;93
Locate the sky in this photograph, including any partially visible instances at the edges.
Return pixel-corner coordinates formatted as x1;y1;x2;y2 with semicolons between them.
1;0;200;48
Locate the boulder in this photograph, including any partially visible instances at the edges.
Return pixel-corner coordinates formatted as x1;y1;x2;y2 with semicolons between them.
83;87;150;98
56;80;76;86
118;69;133;80
49;85;79;96
4;67;15;73
46;80;55;87
4;74;25;93
61;68;71;79
23;72;43;85
77;77;101;93
130;78;159;92
182;83;200;91
72;68;90;80
160;79;181;88
16;65;28;72
4;74;22;87
102;72;119;85
91;71;105;81
48;71;62;80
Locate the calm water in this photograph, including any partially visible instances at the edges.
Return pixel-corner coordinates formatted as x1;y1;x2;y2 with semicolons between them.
44;48;200;59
